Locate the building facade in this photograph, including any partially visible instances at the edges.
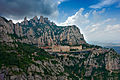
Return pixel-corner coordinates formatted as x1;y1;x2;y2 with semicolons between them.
52;45;70;52
52;45;82;52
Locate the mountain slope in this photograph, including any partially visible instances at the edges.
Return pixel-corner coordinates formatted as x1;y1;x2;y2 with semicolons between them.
0;16;120;80
0;42;68;80
0;42;119;80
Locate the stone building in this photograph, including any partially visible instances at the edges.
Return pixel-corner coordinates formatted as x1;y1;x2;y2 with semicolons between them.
70;46;82;50
60;46;70;52
52;45;82;52
52;45;70;52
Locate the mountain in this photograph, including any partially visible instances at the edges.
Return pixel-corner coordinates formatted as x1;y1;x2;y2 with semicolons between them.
0;16;120;80
0;16;86;47
89;41;120;54
106;46;120;54
89;41;120;47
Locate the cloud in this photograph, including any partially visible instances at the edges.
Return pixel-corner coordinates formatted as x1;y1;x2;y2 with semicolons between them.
58;8;106;29
85;23;100;33
58;0;67;5
57;8;106;28
85;18;114;32
90;0;120;8
58;8;90;27
58;8;120;42
89;27;98;32
105;24;120;32
0;0;60;20
92;8;106;15
85;19;120;42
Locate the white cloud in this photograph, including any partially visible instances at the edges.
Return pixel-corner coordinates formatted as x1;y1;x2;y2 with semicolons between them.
85;18;113;33
84;12;90;18
85;23;100;32
57;8;90;27
85;21;120;42
89;27;98;32
104;18;112;23
92;8;106;15
90;0;119;8
57;8;120;43
105;24;120;32
57;0;67;5
12;20;23;23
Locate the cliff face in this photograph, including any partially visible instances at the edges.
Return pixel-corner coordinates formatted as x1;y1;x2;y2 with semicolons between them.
0;16;86;46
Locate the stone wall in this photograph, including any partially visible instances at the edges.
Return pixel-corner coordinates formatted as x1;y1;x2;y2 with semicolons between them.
52;45;70;52
70;46;82;50
60;46;70;52
52;45;83;52
52;45;61;52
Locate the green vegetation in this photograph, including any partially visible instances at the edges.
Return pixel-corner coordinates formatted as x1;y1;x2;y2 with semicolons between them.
51;60;58;64
70;49;78;51
0;42;53;73
82;44;102;49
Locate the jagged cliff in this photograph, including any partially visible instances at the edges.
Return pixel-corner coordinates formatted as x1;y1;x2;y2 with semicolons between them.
0;16;120;80
0;16;86;47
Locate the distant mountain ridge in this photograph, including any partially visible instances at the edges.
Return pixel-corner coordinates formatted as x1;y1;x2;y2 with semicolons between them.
106;46;120;54
89;41;120;47
89;41;120;54
0;16;86;47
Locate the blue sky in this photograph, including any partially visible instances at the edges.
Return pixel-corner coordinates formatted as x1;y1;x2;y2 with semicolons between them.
0;0;120;44
56;0;120;43
57;0;120;22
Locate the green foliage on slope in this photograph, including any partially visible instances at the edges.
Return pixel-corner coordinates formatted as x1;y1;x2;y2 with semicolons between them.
0;42;53;70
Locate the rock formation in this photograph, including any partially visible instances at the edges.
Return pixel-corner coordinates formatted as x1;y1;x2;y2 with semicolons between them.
0;16;86;47
0;16;120;80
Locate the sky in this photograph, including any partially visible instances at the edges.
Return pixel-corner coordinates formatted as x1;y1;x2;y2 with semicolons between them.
0;0;120;44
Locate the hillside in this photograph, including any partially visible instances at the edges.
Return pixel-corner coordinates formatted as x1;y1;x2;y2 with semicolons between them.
0;16;120;80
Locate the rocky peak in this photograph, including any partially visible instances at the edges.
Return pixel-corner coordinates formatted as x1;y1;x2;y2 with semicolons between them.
0;16;9;23
0;16;86;46
33;16;38;23
24;17;27;21
21;17;28;25
44;17;50;23
44;17;48;21
9;20;13;23
39;16;44;24
51;22;56;26
0;17;8;26
8;20;14;30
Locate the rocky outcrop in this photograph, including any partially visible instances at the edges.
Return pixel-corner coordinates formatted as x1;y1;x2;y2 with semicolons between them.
0;16;86;47
14;23;23;37
39;16;45;24
0;60;68;80
22;17;28;25
33;16;38;23
105;50;120;71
